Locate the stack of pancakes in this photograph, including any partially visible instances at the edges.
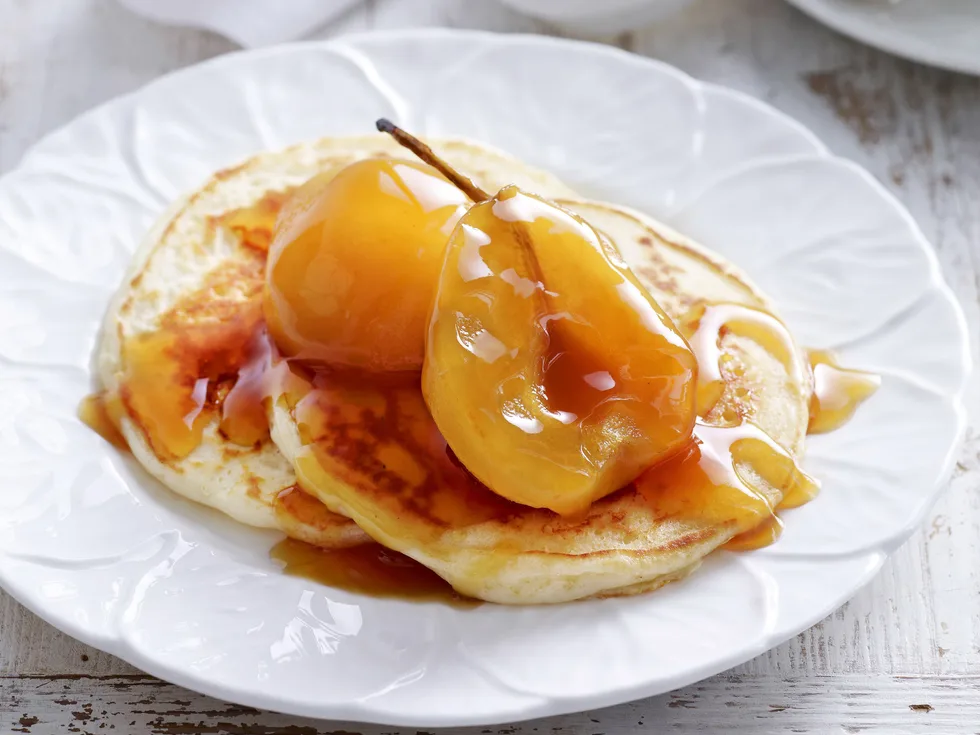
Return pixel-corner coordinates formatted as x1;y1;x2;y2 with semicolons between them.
96;136;811;604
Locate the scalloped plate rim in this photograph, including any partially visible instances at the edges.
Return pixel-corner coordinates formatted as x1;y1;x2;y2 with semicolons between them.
0;29;972;727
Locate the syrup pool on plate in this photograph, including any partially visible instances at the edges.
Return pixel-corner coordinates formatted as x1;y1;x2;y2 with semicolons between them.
807;349;882;434
77;392;128;451
271;534;478;607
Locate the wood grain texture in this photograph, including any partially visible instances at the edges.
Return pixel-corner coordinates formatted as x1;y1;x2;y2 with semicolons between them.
3;675;979;734
0;0;978;731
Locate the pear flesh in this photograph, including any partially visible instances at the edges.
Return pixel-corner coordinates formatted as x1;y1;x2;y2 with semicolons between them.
423;186;698;516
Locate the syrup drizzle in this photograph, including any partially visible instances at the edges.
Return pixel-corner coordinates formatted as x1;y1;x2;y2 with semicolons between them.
807;349;881;434
271;536;477;607
725;515;784;551
635;420;818;552
682;302;806;417
77;392;128;451
670;302;880;550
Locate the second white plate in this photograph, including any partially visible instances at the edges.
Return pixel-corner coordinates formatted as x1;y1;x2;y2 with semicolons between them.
787;0;980;75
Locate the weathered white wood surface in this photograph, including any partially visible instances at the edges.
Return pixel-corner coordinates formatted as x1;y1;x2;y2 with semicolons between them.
1;0;978;732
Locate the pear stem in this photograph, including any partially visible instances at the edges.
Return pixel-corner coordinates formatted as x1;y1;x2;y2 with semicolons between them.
375;118;489;203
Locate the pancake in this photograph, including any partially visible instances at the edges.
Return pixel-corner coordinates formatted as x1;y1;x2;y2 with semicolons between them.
96;134;577;547
270;199;814;603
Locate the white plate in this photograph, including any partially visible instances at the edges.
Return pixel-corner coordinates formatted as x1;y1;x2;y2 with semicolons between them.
786;0;980;76
0;30;970;726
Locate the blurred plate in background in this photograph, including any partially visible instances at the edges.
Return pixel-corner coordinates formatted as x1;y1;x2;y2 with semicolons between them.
786;0;980;75
116;0;360;47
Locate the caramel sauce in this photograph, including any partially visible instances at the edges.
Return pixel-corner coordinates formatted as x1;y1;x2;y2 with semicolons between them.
659;303;812;549
118;303;265;459
724;515;784;551
214;188;296;254
669;303;878;550
682;302;806;417
77;392;128;450
218;325;303;447
779;477;822;510
264;158;469;371
426;186;698;515
807;349;881;434
635;421;817;549
271;537;478;607
99;191;291;461
80;168;882;600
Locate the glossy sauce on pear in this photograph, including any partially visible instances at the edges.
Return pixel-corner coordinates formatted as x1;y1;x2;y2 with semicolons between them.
264;158;469;371
425;186;699;515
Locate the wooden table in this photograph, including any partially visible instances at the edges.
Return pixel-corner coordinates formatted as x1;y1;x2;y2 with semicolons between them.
1;0;978;732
